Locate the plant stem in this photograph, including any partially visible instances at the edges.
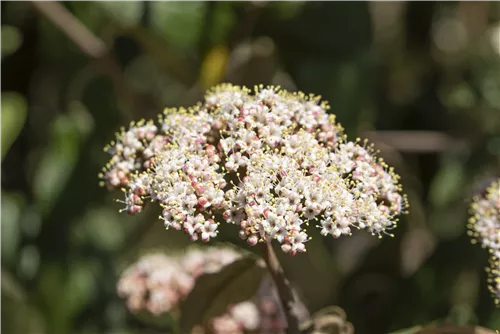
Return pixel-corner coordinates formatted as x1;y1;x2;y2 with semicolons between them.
259;242;305;334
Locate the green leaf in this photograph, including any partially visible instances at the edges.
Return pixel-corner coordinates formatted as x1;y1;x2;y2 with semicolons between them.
179;256;266;333
149;2;207;49
209;3;236;45
97;1;143;26
99;1;206;49
1;192;24;265
2;267;26;302
33;102;93;215
388;325;423;334
0;294;45;334
2;269;45;334
428;159;466;209
1;92;27;160
1;25;23;58
134;310;179;333
37;262;97;334
271;1;307;20
18;245;40;280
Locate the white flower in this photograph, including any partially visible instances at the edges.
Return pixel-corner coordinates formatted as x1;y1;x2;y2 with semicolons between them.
469;179;500;305
102;84;408;255
117;248;242;315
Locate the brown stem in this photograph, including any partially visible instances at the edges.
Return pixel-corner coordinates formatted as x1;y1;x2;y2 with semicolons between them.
259;242;305;334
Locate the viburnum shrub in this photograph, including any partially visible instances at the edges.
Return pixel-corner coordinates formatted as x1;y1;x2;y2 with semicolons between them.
468;178;500;305
100;84;408;256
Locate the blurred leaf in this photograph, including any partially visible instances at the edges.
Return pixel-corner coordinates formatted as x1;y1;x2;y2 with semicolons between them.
64;262;98;320
209;3;236;45
68;2;111;34
271;1;307;20
1;92;27;160
19;206;43;239
447;304;477;327
38;262;97;334
487;309;500;331
450;270;480;308
400;227;437;278
134;310;179;333
428;159;466;209
119;26;195;85
71;207;125;251
0;294;45;334
390;326;424;334
179;256;266;333
86;207;125;251
124;55;187;107
18;245;40;280
33;103;93;215
1;192;23;265
415;325;496;334
38;264;67;334
2;267;25;302
97;2;143;26
101;1;208;49
200;45;229;90
2;269;45;334
429;208;466;240
1;25;22;58
149;2;207;49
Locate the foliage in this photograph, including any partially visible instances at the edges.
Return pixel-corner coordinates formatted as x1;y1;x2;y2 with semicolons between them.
2;2;500;334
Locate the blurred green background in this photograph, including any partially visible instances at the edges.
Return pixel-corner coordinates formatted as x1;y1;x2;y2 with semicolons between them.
2;1;500;333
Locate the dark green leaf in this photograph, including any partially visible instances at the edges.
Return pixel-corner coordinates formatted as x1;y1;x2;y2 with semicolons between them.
179;256;266;333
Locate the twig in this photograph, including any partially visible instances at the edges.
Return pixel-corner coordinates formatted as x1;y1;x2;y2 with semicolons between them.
29;1;135;121
259;242;305;334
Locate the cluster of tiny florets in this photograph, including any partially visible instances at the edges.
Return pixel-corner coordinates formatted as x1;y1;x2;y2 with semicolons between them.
211;297;285;334
117;247;241;315
101;84;408;255
468;179;500;305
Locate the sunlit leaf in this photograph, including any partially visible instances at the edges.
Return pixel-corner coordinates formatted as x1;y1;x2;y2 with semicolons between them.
179;256;266;333
1;92;27;160
200;45;229;90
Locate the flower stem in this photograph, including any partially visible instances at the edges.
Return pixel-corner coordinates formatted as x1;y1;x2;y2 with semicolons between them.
259;242;305;334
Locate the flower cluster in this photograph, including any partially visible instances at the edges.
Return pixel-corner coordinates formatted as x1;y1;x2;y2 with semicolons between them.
101;84;408;255
117;248;285;334
117;247;241;315
468;178;500;304
211;296;285;334
209;275;285;334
